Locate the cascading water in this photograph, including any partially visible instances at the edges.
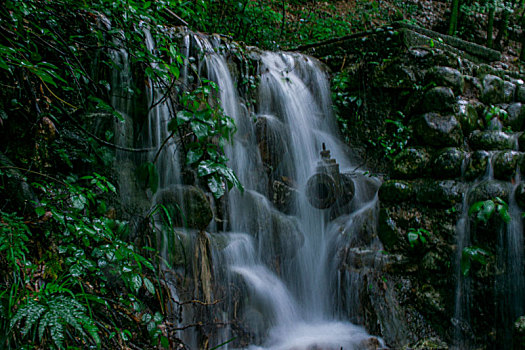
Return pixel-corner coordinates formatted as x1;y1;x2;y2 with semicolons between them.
114;28;383;349
202;48;382;348
453;151;525;349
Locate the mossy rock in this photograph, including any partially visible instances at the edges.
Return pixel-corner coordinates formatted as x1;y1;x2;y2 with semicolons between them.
492;151;520;181
392;148;431;178
515;183;525;210
379;180;415;203
503;80;516;103
431;147;465;179
420;86;456;113
414;113;463;147
481;74;504;105
469;130;516;151
155;185;213;230
426;66;464;94
465;151;490;180
415;180;465;206
456;100;480;135
505;103;525;132
469;180;511;204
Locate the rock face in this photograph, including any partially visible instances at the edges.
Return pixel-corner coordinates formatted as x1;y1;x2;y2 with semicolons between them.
315;24;525;350
155;185;213;230
413;113;463;146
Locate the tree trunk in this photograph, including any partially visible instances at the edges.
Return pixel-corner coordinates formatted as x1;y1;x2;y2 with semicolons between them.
487;0;496;48
448;0;461;35
495;6;511;50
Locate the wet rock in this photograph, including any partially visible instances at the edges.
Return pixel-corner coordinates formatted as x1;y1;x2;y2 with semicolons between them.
155;185;213;230
271;180;299;214
379;180;414;203
481;74;504;104
504;81;516;103
413;113;463;147
505;103;525;131
420;86;456;113
465;151;490;180
426;66;464;94
431;147;465;179
492;151;519;180
517;84;525;103
469;130;516;150
271;210;304;258
469;180;511;204
392;148;430;178
359;337;382;350
456;99;480;135
255;115;289;170
518;132;525;151
378;208;404;251
415;180;465;206
515;183;525;209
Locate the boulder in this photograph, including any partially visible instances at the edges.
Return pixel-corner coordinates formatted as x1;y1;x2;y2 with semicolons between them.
503;80;516;103
379;180;415;203
415;180;465;206
469;130;516;150
515;183;525;210
481;74;505;104
426;66;464;94
465;151;490;180
456;99;480;135
469;180;511;204
517;84;525;103
420;86;456;113
492;151;520;181
414;113;463;147
505;103;525;131
431;147;465;179
392;148;431;178
155;185;213;230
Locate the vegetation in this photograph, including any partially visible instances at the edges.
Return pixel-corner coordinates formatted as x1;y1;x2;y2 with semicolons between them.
3;0;525;348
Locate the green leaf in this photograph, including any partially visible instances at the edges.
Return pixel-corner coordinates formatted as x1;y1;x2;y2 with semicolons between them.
143;277;155;294
208;175;225;198
186;147;203;165
407;231;418;247
191;120;209;140
131;274;142;293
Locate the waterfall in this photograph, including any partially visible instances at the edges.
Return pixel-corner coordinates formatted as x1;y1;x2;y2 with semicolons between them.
114;29;383;349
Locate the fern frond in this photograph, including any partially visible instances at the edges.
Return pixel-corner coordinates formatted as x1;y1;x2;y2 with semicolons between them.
10;299;46;336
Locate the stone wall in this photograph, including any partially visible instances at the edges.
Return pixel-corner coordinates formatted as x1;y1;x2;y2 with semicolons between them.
309;25;525;348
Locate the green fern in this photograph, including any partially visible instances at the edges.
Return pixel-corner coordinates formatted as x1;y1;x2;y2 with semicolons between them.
11;295;100;349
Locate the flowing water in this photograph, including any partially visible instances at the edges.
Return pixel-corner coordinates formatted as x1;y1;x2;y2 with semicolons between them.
453;153;525;349
112;28;382;348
